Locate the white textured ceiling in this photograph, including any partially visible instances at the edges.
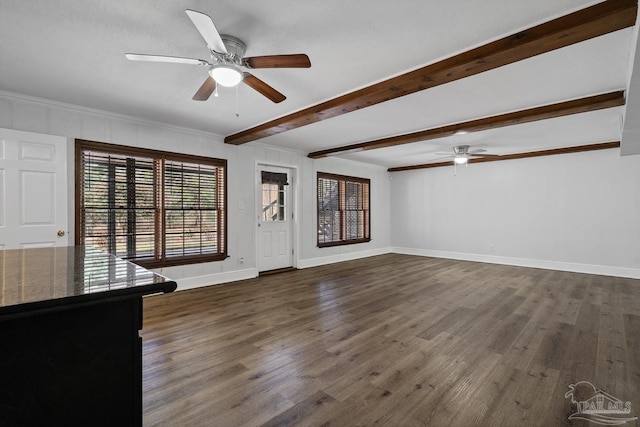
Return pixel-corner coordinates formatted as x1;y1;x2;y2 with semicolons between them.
0;0;636;168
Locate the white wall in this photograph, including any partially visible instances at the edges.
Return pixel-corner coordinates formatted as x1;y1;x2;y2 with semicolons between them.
5;89;637;283
0;91;391;289
391;148;640;278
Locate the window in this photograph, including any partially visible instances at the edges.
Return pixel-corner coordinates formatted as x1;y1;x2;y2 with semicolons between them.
261;171;288;222
317;172;370;247
76;140;226;268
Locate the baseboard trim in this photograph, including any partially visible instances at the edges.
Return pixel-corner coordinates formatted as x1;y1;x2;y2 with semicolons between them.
392;247;640;279
297;247;393;269
159;247;640;291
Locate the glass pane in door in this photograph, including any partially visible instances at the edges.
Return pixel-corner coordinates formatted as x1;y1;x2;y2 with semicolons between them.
261;172;287;221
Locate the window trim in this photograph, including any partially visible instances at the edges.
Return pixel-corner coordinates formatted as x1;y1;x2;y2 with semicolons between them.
75;139;227;268
317;172;371;248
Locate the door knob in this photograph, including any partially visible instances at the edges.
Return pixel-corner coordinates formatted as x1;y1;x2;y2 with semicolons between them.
57;230;65;237
257;223;261;227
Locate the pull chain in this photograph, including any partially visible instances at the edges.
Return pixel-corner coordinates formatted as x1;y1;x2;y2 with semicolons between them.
235;85;239;117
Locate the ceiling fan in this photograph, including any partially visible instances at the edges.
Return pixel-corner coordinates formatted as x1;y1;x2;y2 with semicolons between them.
435;145;499;166
125;9;311;103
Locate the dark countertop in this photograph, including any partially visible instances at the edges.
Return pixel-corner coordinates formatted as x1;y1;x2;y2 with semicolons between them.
0;246;176;318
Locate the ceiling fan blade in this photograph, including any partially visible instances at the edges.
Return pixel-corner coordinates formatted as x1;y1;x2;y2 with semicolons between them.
185;9;227;54
242;54;311;69
125;53;209;66
193;77;216;101
434;152;455;155
469;153;499;157
242;73;286;103
430;156;455;162
468;148;487;154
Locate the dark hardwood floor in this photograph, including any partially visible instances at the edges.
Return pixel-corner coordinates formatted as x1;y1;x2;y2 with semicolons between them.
142;254;640;426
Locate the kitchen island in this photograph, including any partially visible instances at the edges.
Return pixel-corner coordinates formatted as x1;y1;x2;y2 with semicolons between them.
0;246;177;427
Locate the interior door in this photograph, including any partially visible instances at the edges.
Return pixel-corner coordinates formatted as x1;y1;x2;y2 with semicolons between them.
0;128;68;249
257;166;292;272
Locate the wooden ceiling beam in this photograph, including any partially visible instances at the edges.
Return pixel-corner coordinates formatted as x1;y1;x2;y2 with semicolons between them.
308;91;625;158
225;0;637;146
387;141;621;172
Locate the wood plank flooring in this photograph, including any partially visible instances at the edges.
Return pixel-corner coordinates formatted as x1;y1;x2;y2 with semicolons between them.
142;254;640;426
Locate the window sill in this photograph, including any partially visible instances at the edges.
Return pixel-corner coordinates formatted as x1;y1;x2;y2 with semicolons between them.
132;253;228;269
317;238;371;248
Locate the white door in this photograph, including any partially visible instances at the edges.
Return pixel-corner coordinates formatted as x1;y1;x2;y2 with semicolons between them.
0;128;68;249
257;166;293;272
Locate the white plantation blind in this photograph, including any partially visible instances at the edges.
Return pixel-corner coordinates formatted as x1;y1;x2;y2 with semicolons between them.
317;172;370;247
77;140;226;268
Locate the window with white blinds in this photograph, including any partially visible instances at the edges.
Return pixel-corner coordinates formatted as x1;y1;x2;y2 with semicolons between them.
317;172;370;247
76;140;226;268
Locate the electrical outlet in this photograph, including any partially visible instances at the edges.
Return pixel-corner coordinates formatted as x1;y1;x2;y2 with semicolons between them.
239;257;244;265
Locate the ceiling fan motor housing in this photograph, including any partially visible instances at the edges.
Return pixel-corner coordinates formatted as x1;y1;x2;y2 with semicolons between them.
219;35;247;64
453;145;469;155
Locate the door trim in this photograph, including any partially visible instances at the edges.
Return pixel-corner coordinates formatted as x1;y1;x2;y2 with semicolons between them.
255;162;299;272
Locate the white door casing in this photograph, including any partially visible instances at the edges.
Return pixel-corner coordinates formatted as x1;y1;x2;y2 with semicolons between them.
0;128;68;249
257;165;293;272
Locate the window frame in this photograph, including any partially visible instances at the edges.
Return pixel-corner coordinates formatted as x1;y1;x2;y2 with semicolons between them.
317;172;371;248
75;139;227;268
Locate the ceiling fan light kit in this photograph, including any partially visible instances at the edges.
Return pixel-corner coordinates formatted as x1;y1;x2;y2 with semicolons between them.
209;64;243;87
207;34;245;87
454;156;468;165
